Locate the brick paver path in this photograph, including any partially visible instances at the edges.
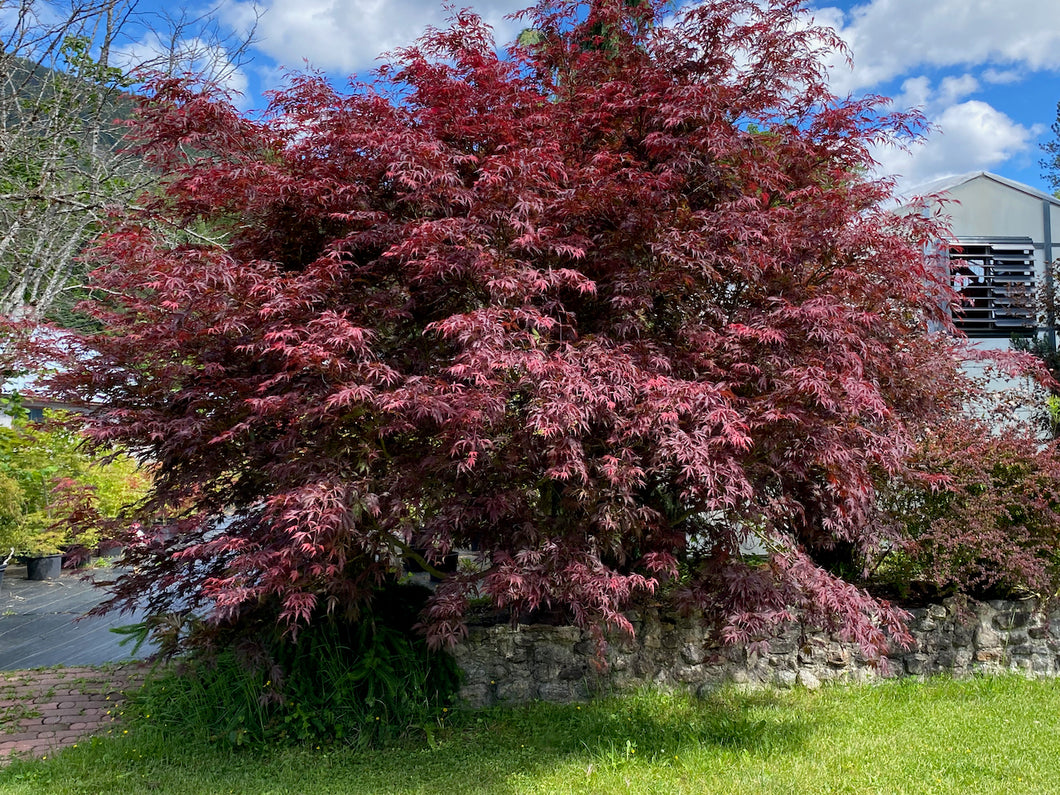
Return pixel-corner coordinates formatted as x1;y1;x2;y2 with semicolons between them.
0;664;147;762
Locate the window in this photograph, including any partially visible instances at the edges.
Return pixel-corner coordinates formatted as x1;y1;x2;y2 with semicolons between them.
950;237;1036;338
27;407;44;422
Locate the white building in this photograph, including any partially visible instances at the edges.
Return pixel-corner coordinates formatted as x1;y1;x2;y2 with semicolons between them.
906;171;1060;347
904;172;1060;426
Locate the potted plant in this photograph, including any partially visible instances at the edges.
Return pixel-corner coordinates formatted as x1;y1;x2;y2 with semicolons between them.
0;408;151;580
17;512;69;580
0;434;78;579
0;472;24;584
0;548;12;589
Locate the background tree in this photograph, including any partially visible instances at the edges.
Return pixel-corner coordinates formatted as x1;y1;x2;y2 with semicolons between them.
0;0;257;327
47;0;970;658
1042;100;1060;199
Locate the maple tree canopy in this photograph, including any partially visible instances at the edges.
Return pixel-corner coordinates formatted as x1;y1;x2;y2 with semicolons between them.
49;0;971;656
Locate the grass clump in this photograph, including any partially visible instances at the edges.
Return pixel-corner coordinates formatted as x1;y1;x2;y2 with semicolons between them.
121;582;461;750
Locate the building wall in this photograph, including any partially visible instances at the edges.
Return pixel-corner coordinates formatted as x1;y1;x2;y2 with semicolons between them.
928;176;1060;425
940;176;1060;345
942;177;1060;249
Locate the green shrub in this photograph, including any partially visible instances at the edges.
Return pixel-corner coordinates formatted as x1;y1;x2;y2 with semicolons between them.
127;582;462;748
0;405;150;554
874;418;1060;601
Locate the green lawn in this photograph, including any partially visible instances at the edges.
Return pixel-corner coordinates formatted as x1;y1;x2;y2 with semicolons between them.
2;676;1059;794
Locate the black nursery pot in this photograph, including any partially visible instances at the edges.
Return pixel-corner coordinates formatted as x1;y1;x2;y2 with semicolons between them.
25;553;63;581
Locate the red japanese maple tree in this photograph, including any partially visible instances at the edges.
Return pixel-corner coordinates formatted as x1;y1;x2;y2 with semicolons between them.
48;0;968;656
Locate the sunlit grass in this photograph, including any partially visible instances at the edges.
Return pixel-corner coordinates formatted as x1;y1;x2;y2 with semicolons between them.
3;676;1060;794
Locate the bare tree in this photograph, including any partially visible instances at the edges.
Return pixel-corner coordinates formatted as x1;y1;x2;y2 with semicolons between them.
0;0;258;326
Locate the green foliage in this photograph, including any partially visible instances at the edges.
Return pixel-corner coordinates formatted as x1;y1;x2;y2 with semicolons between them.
0;405;149;554
0;471;23;554
1048;395;1060;437
59;35;134;90
126;583;461;749
873;419;1060;602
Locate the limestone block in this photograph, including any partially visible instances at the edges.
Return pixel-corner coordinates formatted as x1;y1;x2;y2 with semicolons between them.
1030;654;1054;676
769;638;797;656
825;644;851;668
1006;630;1030;648
496;678;533;703
673;664;705;684
722;644;746;663
556;663;585;680
574;639;597;656
904;653;930;675
798;643;821;665
641;634;662;650
951;622;975;647
457;683;492;708
633;655;654;677
975;625;1001;649
730;669;751;684
775;669;797;688
680;643;704;665
993;609;1029;630
1008;656;1033;673
538;682;577;702
1029;615;1050;640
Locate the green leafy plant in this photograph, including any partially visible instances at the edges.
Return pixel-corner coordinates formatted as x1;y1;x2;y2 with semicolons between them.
1046;394;1060;438
0;406;149;556
127;582;461;749
874;417;1060;602
0;471;24;555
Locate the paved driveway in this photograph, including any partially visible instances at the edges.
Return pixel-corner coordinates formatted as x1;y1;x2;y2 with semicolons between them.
0;564;154;670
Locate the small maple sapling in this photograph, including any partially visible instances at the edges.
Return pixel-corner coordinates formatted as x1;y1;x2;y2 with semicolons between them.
46;0;968;657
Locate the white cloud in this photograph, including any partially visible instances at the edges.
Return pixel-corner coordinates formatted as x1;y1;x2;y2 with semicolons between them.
937;74;979;107
805;0;1060;188
817;0;1060;94
982;68;1023;85
874;100;1041;190
889;76;931;112
212;0;1055;190
223;0;525;76
888;73;977;114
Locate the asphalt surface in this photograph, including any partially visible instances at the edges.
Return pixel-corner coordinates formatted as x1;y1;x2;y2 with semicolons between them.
0;563;153;670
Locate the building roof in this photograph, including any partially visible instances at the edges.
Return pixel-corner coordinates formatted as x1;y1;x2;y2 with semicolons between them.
900;171;1060;208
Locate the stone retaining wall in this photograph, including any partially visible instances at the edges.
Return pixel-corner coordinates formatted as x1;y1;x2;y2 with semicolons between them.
452;598;1060;707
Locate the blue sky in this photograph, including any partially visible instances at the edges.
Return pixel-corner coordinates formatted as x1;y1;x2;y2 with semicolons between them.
106;0;1060;196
